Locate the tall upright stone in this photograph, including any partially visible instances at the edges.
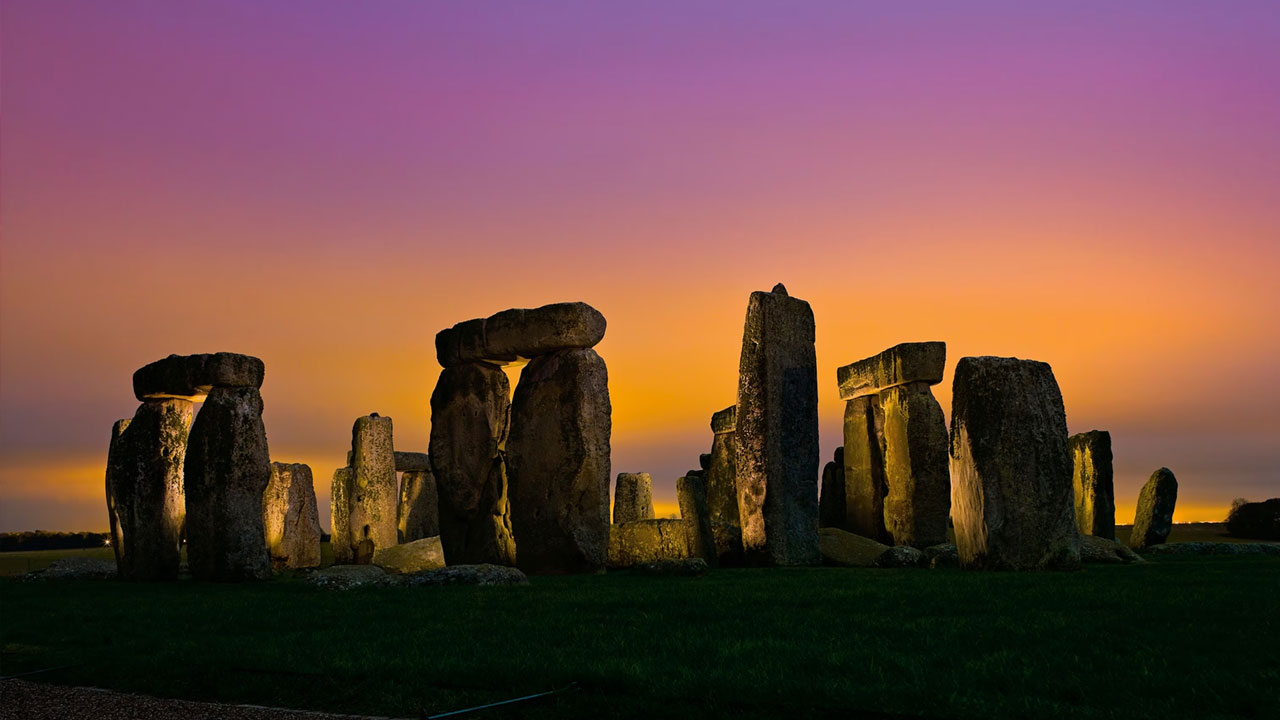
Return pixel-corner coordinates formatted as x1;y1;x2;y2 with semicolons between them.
110;400;192;581
677;471;716;563
398;468;440;543
707;406;744;565
185;386;272;581
818;447;846;529
881;382;950;548
1070;430;1115;540
429;363;516;566
104;418;131;569
613;472;655;524
330;467;354;564
735;283;820;566
843;395;889;542
949;356;1080;571
347;414;398;562
263;462;322;569
1130;467;1178;550
508;348;611;574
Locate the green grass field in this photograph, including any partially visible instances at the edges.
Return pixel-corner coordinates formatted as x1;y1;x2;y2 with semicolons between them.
2;542;1277;719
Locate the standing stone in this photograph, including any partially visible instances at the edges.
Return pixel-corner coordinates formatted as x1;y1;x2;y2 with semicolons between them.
677;472;717;563
330;467;354;564
1070;431;1115;540
429;363;516;566
398;468;440;543
707;406;743;565
818;447;846;529
347;414;398;562
110;400;192;581
843;395;890;542
1130;468;1178;550
104;418;131;569
735;283;820;566
881;382;950;548
613;472;655;524
949;357;1080;571
185;386;272;581
263;462;322;569
508;348;611;574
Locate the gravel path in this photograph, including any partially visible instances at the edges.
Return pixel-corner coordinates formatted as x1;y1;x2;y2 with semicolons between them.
0;680;407;720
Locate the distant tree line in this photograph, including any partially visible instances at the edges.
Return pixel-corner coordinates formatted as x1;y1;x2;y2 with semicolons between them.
1225;498;1280;540
0;531;110;552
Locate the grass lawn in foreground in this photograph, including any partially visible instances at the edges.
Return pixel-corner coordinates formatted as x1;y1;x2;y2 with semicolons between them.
2;552;1277;719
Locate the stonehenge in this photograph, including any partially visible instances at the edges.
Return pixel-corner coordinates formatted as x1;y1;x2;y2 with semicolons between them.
735;283;820;566
330;467;354;564
613;472;655;524
818;447;846;530
677;471;717;563
608;519;689;568
949;356;1080;571
263;462;322;569
397;468;439;543
332;414;400;564
108;398;191;581
837;342;949;548
706;406;744;565
1130;468;1178;549
432;302;611;575
1070;431;1116;540
429;361;515;565
185;385;273;581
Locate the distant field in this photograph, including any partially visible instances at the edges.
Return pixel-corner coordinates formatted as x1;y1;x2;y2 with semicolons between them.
2;548;1277;719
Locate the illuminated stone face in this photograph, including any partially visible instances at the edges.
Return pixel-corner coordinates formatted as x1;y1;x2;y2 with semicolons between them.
613;472;655;524
345;414;398;563
110;399;191;581
1070;430;1116;540
263;462;322;569
706;406;744;566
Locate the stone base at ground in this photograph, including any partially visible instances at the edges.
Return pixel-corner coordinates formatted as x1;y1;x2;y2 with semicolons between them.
624;558;710;576
1079;535;1144;564
818;527;890;567
1144;542;1280;556
396;564;530;587
308;564;387;590
607;519;689;568
26;558;117;580
372;536;446;574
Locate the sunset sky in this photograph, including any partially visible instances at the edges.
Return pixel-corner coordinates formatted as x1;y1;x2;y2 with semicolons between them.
2;1;1278;532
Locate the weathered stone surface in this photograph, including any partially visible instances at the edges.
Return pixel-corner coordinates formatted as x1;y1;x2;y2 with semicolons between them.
397;468;440;543
818;527;890;567
1079;535;1144;564
330;467;353;565
429;363;516;566
394;451;431;472
949;356;1081;571
263;462;322;569
818;447;846;529
925;543;960;568
1130;468;1178;550
735;284;820;566
613;472;655;524
110;399;191;581
874;545;928;568
132;352;265;401
347;414;399;561
706;410;744;566
309;564;386;590
395;563;529;587
607;519;689;568
104;418;131;569
184;387;272;581
372;536;446;574
627;557;709;576
711;405;737;434
837;342;946;401
881;382;950;548
436;302;606;367
677;472;717;563
843;395;890;542
1225;498;1280;540
508;348;611;574
1070;431;1115;540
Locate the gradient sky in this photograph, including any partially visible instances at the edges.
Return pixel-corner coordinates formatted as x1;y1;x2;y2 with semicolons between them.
3;1;1278;532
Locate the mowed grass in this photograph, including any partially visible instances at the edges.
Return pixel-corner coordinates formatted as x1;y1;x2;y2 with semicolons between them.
2;552;1277;719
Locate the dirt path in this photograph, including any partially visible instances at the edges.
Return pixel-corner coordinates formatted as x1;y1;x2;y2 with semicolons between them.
0;680;406;720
